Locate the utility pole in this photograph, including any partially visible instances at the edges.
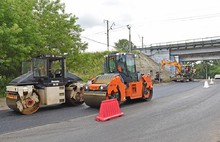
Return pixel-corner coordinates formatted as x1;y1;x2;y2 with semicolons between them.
127;25;131;52
106;20;109;51
142;36;144;48
104;20;115;51
206;63;208;79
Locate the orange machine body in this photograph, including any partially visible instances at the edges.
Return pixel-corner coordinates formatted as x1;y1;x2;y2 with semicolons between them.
84;53;153;107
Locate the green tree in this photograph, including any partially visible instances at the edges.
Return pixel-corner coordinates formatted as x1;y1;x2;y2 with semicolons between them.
114;39;136;52
69;51;111;81
0;0;38;78
194;60;220;79
114;39;129;52
209;60;220;78
33;0;87;68
34;0;82;54
0;0;87;78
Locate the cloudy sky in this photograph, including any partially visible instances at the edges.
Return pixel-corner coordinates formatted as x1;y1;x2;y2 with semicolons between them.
61;0;220;52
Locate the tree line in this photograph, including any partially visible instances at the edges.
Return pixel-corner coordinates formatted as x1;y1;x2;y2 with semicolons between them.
194;60;220;79
0;0;133;96
0;0;87;79
1;0;219;96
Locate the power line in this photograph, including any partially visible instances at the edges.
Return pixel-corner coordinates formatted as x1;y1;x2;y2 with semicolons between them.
83;11;220;38
84;31;106;37
81;36;114;47
112;25;126;30
112;12;220;32
168;12;220;21
83;25;127;37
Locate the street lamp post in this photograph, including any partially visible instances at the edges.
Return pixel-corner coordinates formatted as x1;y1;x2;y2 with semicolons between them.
127;25;131;52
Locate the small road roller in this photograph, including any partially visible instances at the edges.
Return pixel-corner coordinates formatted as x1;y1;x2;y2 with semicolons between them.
83;52;153;107
6;55;84;114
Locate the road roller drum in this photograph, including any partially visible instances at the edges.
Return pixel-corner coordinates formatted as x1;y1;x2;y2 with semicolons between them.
83;91;107;107
6;89;40;114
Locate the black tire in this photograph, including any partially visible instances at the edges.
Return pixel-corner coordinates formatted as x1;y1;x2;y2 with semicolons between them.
65;87;84;106
109;88;121;104
145;89;153;101
142;82;153;101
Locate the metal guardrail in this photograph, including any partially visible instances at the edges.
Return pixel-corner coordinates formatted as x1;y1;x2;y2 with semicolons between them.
137;36;220;50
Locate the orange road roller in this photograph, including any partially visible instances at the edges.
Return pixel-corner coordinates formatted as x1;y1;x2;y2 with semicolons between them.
84;53;153;107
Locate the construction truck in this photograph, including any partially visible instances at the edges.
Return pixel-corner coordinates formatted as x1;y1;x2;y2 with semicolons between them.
161;59;196;82
83;53;153;107
6;55;84;114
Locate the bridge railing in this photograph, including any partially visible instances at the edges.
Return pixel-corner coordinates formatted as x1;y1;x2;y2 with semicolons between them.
138;36;220;49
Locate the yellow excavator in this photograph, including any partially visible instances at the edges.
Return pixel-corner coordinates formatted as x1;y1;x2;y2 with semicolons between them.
161;59;196;82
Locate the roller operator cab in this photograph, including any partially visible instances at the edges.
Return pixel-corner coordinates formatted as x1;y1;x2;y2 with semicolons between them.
83;53;153;107
6;55;84;114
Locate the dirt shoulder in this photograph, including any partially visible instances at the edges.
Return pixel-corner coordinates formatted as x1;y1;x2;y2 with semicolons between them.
0;98;9;110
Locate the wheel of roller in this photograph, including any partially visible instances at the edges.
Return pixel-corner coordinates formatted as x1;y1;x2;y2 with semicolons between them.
109;89;121;104
142;82;153;101
21;90;41;115
6;90;41;115
65;88;84;106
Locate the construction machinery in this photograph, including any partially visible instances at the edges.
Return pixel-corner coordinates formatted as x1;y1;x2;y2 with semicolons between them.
161;59;196;82
6;55;84;114
83;53;153;107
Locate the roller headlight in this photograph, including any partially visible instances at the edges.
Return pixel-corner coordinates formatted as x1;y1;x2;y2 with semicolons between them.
99;84;108;90
84;85;89;91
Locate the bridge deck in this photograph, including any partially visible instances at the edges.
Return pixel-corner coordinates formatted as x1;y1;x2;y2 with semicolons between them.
137;36;220;61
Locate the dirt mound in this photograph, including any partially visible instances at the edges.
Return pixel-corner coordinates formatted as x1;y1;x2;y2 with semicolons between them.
135;52;172;81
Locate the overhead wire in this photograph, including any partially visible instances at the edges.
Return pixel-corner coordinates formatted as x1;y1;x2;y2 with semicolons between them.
81;36;115;47
81;24;129;47
81;12;220;49
84;31;106;37
83;25;127;37
168;12;220;21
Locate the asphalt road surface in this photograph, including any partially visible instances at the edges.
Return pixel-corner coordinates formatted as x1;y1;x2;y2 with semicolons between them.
0;80;220;142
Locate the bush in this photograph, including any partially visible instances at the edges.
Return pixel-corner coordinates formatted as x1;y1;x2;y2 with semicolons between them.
68;51;112;81
0;77;11;97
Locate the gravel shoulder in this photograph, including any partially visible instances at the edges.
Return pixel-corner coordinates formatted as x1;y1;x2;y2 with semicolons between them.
0;98;8;110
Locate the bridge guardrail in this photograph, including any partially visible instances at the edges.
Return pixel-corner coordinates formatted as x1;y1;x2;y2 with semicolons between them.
138;36;220;50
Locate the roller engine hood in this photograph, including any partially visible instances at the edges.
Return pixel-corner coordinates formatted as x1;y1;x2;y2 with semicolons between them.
9;71;82;85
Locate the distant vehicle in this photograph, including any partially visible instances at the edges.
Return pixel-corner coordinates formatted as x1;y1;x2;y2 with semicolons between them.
214;74;220;79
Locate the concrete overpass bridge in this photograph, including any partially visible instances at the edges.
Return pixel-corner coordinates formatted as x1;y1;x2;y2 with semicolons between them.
137;36;220;64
